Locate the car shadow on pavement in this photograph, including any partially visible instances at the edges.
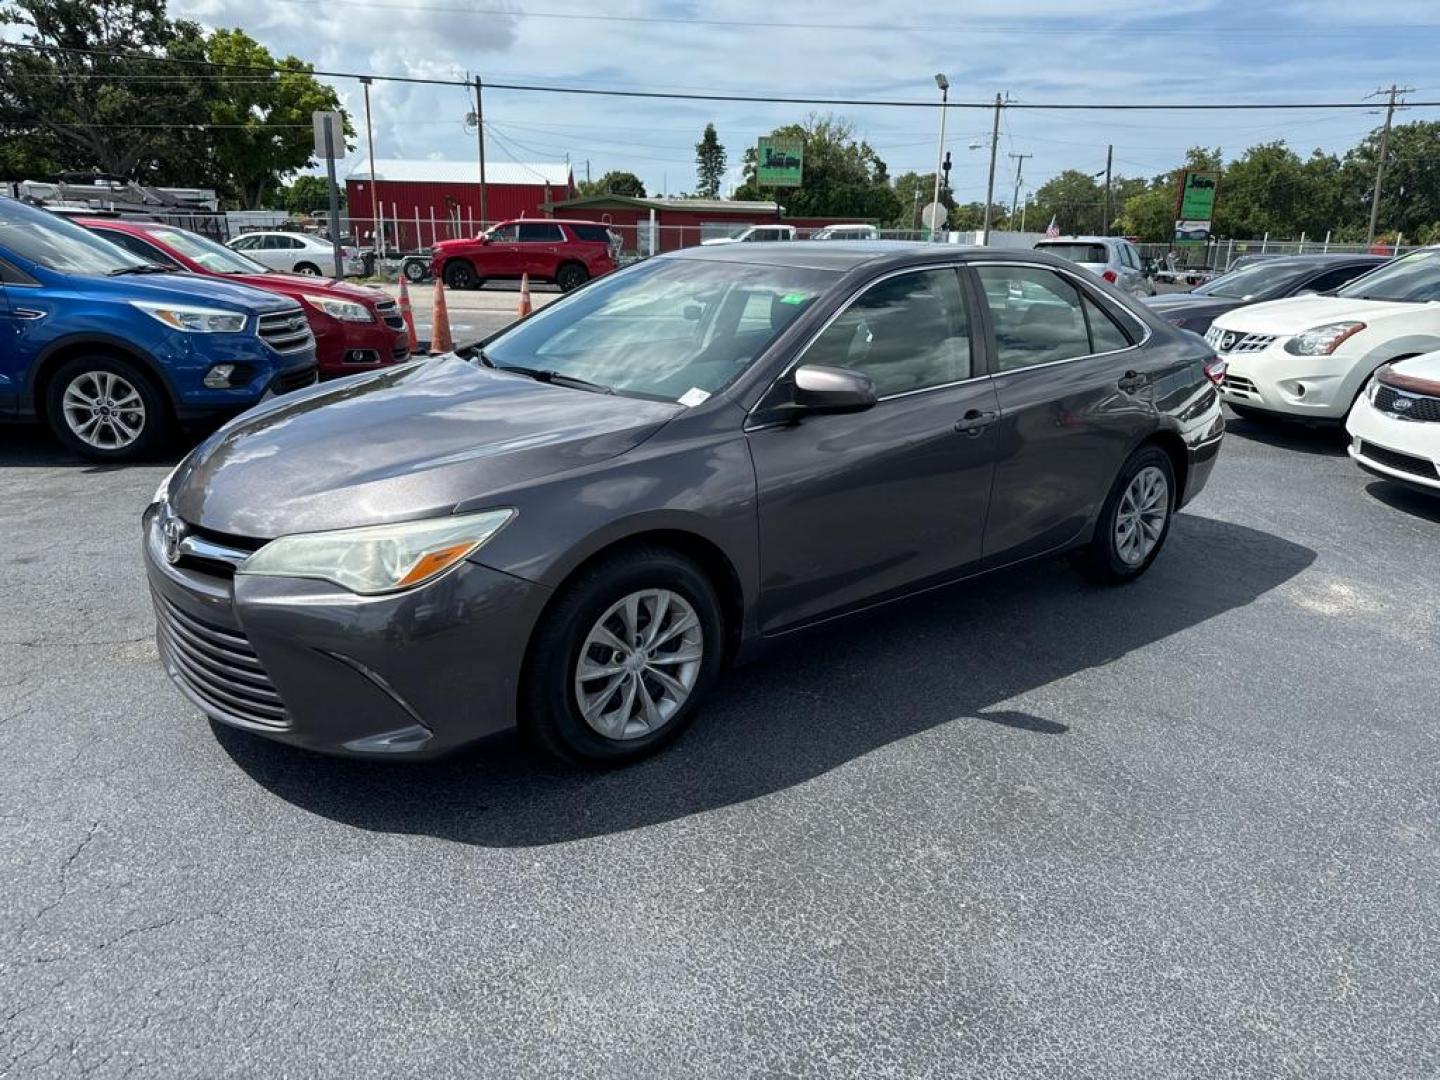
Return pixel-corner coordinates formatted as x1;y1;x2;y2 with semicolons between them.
1363;480;1440;522
0;426;188;469
1221;412;1347;457
215;513;1316;847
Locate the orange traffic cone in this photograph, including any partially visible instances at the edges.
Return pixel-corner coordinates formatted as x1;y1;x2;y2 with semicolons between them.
430;276;454;354
396;269;419;353
517;272;533;319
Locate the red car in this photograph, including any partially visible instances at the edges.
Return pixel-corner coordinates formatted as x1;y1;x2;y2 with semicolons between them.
430;219;619;293
78;218;410;378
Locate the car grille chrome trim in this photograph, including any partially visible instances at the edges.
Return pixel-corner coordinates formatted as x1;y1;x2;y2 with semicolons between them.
153;593;290;728
1375;384;1440;423
1357;440;1440;480
1205;326;1276;354
257;309;316;354
1220;373;1260;396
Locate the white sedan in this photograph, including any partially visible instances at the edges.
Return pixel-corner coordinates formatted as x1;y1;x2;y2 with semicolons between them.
226;231;366;277
1347;352;1440;494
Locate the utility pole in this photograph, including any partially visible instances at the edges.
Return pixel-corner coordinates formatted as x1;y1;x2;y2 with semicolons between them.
321;114;343;279
931;73;950;242
360;77;380;258
1102;143;1113;235
1008;152;1032;220
981;92;1005;245
585;159;591;185
1365;84;1410;247
473;75;488;229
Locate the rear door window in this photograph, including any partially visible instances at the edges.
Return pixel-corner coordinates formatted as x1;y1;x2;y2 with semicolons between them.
975;265;1092;371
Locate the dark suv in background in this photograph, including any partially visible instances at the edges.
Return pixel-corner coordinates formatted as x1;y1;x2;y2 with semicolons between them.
430;219;620;292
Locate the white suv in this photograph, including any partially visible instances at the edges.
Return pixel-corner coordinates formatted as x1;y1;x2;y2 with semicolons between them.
1033;236;1153;298
1207;248;1440;421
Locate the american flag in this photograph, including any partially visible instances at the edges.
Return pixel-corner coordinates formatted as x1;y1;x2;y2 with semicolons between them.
1045;216;1060;238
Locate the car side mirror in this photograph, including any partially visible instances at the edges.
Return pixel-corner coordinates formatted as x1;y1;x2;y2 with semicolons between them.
477;234;489;244
791;364;877;415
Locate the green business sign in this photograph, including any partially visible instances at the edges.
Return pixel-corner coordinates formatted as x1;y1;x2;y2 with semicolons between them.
1177;171;1219;222
757;137;804;188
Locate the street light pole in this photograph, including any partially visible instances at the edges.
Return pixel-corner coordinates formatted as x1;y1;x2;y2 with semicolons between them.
360;77;380;259
1008;152;1032;220
980;92;1004;245
473;75;488;230
931;73;949;242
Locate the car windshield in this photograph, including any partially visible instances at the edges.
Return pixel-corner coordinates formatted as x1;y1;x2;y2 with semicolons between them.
1336;249;1440;302
0;201;151;275
1037;243;1108;265
1195;261;1316;299
479;256;838;400
150;228;267;274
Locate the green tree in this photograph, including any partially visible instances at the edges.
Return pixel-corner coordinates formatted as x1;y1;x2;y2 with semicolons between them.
278;174;338;214
578;169;646;198
890;171;954;227
1115;184;1176;243
203;29;347;208
694;122;726;199
1028;169;1104;234
1340;121;1440;241
0;0;212;182
732;114;898;221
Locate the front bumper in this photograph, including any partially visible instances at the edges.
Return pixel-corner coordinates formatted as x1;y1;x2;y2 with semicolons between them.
143;504;551;758
312;318;411;378
1345;395;1440;492
1214;337;1369;420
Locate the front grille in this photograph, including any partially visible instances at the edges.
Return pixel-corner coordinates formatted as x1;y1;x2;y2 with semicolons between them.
257;309;315;354
1221;374;1259;396
374;299;406;331
154;593;289;729
1205;325;1276;354
271;365;319;395
1358;440;1440;480
1375;384;1440;422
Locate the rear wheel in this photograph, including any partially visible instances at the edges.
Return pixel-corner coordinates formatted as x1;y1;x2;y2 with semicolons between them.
402;259;427;283
44;354;170;462
293;262;322;276
556;262;589;292
521;547;724;766
443;260;479;290
1073;446;1175;583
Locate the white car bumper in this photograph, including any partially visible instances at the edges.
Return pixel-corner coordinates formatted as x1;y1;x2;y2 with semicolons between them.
1345;389;1440;491
1210;331;1372;420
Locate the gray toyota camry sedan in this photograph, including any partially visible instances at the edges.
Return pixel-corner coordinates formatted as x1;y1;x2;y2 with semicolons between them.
144;242;1225;764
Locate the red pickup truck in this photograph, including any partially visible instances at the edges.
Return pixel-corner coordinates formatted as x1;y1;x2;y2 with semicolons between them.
430;219;619;292
79;218;409;378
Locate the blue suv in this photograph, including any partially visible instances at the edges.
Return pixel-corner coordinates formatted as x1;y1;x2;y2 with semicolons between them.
0;197;318;461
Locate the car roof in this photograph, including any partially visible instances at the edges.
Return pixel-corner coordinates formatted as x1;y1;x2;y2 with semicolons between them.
665;239;1046;272
1036;235;1120;244
1228;253;1389;269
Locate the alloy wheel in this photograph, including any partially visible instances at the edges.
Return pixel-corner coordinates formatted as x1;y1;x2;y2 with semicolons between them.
1114;465;1169;566
574;589;704;741
61;371;146;451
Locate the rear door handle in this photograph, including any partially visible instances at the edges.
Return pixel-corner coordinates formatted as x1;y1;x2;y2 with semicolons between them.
1117;370;1150;393
954;409;998;435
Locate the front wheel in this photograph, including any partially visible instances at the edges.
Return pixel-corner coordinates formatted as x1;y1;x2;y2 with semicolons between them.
45;355;170;462
1073;446;1175;583
443;260;478;289
521;548;724;765
402;259;427;283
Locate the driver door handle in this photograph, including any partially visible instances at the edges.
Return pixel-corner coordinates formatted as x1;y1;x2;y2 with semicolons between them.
954;409;998;435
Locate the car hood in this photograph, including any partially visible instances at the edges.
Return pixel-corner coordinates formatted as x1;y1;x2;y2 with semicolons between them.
170;356;682;537
1212;295;1416;334
75;270;298;313
1391;350;1440;381
221;272;387;306
1144;294;1239;316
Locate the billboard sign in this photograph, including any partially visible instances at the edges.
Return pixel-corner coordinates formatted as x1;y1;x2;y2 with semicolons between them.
1174;170;1219;246
757;137;804;188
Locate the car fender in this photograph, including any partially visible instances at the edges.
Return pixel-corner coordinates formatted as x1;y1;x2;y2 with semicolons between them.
25;331;177;412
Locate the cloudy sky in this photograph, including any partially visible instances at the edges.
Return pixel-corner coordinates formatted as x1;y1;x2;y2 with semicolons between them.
164;0;1440;205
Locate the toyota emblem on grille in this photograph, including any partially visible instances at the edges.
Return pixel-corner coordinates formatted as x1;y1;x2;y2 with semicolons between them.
161;514;185;564
1220;331;1239;351
1391;396;1414;412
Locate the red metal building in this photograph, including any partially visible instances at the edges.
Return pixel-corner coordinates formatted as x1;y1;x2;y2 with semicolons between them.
346;158;574;252
552;194;872;253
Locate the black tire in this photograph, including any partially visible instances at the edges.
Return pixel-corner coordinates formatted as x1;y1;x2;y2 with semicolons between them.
521;547;725;766
44;354;170;462
402;259;427;283
556;262;589;292
443;260;479;290
293;262;322;276
1073;445;1176;584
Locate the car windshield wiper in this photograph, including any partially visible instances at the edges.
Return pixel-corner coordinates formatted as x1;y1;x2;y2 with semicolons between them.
107;264;173;275
492;363;615;395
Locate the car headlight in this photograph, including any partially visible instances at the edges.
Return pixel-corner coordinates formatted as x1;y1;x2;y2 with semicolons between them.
300;294;374;322
238;510;515;595
130;301;247;333
1284;322;1366;356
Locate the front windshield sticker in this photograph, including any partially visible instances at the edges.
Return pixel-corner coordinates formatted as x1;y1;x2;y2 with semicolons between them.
779;293;811;305
678;387;712;407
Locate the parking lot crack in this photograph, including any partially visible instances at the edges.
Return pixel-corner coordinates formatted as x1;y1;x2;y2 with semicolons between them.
32;820;99;922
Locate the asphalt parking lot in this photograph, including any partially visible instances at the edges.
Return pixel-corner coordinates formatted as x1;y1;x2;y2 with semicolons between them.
3;409;1438;1078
